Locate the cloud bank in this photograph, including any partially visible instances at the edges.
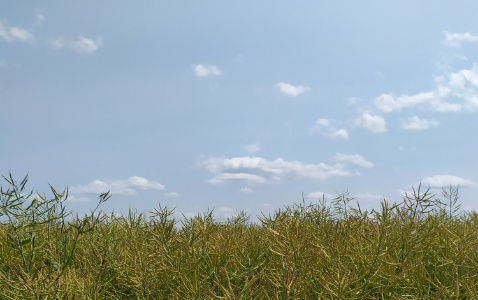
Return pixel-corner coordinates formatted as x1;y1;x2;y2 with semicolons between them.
201;154;372;184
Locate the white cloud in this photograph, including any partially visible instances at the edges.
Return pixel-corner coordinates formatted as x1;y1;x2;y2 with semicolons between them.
275;82;310;96
200;155;368;184
308;191;385;204
398;146;416;152
71;36;103;54
218;206;236;219
244;143;261;154
239;187;253;193
334;153;374;168
0;21;34;42
310;118;329;133
421;175;475;188
193;64;222;77
307;191;335;200
446;65;478;111
374;91;461;113
50;36;103;54
208;173;267;184
311;118;348;140
36;13;45;22
49;37;66;49
355;113;386;133
355;193;385;202
315;118;329;127
10;27;33;41
327;129;349;140
347;97;362;106
70;176;165;195
443;31;478;48
397;189;408;197
401;116;439;130
66;195;91;203
374;92;434;113
374;65;478;113
164;192;180;197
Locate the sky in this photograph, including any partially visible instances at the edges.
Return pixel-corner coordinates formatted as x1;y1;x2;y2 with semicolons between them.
2;2;478;222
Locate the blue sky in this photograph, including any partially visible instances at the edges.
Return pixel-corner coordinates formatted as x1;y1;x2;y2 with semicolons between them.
2;2;478;221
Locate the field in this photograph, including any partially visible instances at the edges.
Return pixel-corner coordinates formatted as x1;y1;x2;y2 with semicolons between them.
1;173;478;299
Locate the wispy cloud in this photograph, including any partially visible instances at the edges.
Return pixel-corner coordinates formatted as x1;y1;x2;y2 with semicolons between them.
49;37;66;49
347;97;362;106
355;113;386;133
36;13;45;22
326;129;348;139
420;175;475;188
164;192;180;197
398;146;416;152
355;192;385;202
244;143;261;154
401;116;439;130
193;64;222;77
334;153;374;168
443;31;478;48
200;154;372;185
311;118;348;140
217;206;236;219
307;191;335;200
239;187;253;193
71;36;103;54
50;36;103;54
314;118;329;128
70;176;165;197
0;21;34;42
66;195;91;203
275;82;310;96
206;173;267;184
308;191;384;203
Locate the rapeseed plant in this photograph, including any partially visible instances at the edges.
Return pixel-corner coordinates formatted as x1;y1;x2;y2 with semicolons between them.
1;173;478;298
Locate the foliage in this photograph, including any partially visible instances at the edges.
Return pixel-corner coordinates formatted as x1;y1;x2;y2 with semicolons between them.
1;173;478;298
